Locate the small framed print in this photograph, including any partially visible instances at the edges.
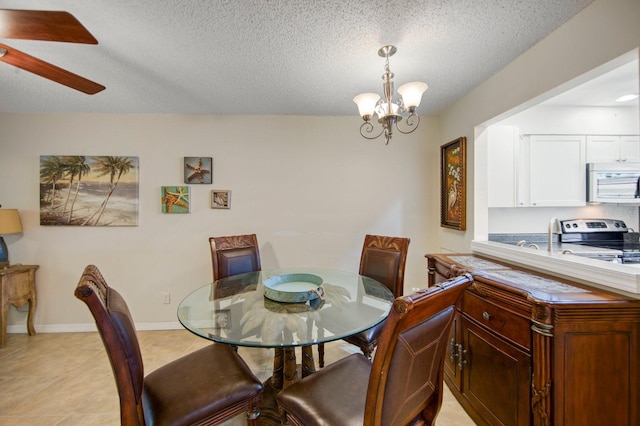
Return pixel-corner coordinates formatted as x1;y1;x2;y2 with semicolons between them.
161;186;190;213
184;157;212;184
211;190;231;209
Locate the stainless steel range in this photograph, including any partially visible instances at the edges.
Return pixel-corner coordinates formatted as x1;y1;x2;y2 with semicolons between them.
559;218;640;264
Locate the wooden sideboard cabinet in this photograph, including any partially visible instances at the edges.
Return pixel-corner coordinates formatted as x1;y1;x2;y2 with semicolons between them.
426;254;640;426
0;264;39;348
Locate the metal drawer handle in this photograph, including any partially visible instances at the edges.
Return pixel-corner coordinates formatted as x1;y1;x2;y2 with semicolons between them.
449;337;458;363
456;344;467;370
482;311;491;321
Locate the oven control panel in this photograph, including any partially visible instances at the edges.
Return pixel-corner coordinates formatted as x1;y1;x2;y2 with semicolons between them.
560;219;628;233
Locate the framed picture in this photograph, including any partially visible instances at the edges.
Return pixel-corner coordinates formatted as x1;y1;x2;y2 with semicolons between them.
184;157;212;184
211;190;231;209
440;137;466;230
161;186;190;213
39;155;139;226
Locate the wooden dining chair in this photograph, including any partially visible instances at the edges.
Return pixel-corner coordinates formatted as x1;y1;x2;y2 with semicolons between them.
74;264;263;426
209;234;262;281
277;273;473;426
318;234;410;367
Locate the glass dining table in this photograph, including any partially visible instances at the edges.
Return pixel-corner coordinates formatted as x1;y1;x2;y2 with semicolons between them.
177;267;394;391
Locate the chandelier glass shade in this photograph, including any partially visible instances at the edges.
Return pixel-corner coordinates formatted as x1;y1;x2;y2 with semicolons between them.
353;45;428;144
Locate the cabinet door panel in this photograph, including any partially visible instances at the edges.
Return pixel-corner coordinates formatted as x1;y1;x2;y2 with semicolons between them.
444;314;462;390
555;326;637;425
488;125;518;207
620;135;640;162
463;318;531;426
586;135;620;162
528;135;586;206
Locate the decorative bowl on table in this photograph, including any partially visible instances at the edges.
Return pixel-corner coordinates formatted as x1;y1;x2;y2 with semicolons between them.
263;273;325;303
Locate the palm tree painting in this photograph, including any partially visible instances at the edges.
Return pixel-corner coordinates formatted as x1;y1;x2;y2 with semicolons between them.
40;155;139;226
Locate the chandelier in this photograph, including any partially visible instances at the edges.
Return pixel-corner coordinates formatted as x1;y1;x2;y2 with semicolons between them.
353;45;428;145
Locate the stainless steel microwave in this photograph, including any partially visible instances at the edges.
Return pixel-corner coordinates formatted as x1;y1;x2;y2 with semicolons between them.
587;163;640;204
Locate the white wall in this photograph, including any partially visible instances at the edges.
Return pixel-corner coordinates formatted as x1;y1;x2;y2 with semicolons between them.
438;0;640;252
0;114;440;330
500;105;639;135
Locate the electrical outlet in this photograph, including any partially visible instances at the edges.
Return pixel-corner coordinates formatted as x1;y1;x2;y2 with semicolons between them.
162;292;170;304
411;287;421;292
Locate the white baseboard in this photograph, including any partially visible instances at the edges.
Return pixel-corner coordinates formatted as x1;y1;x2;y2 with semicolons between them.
135;322;183;331
7;322;183;334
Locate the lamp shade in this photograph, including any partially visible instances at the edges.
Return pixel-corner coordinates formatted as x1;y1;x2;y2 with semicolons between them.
398;82;428;108
353;93;381;118
0;209;23;235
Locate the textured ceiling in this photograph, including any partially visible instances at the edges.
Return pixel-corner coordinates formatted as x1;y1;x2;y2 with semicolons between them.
0;0;595;115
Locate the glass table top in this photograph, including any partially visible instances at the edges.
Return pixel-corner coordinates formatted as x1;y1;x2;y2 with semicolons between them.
177;267;394;348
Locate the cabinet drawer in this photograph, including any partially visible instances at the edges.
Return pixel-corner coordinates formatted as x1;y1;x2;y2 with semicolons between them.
428;258;467;285
430;261;452;282
463;291;531;351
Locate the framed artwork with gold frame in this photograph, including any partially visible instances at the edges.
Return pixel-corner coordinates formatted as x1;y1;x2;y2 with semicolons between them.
440;137;466;230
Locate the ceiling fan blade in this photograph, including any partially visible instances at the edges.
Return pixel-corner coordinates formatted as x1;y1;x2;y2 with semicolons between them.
0;9;98;44
0;44;105;94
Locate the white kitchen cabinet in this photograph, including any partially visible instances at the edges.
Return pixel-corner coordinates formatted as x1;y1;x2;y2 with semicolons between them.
487;125;518;207
620;135;640;162
586;135;640;163
524;135;586;207
487;129;587;208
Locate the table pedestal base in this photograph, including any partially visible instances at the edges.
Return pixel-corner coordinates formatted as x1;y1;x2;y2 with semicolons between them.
257;346;316;425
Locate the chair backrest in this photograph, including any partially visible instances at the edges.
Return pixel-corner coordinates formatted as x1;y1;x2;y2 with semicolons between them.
359;234;410;298
364;273;473;426
209;234;262;282
74;265;145;426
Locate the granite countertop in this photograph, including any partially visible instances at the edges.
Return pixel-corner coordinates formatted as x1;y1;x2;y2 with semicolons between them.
489;233;554;245
488;233;623;257
489;232;640;245
447;255;590;296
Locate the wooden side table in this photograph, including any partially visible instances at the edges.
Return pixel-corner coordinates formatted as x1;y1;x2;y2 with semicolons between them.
0;264;39;348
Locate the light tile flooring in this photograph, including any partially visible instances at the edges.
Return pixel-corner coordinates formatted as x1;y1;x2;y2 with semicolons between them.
0;330;476;425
